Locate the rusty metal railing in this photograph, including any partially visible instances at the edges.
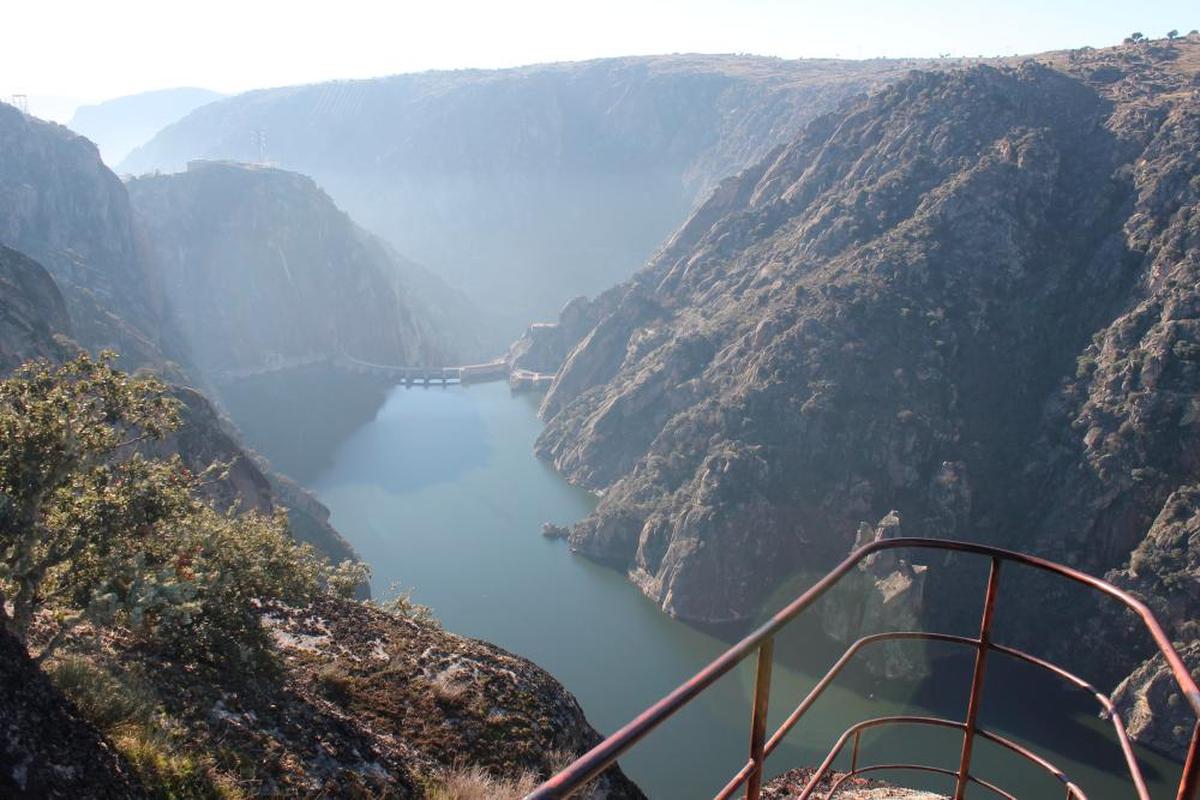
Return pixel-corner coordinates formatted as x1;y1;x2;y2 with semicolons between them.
526;537;1200;800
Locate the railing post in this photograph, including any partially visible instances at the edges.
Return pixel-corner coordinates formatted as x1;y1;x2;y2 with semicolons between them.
955;557;1002;800
747;637;775;800
1178;720;1200;800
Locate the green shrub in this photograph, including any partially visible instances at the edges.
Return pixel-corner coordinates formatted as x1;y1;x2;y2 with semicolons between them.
0;353;352;666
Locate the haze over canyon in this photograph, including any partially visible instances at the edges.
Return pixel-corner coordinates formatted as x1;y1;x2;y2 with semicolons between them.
0;14;1198;799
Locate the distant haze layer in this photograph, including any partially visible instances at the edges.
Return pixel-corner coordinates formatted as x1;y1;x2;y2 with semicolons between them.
121;55;945;342
68;87;223;166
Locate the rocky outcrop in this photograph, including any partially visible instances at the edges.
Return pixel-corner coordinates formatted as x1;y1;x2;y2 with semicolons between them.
0;628;144;798
47;594;643;797
1107;486;1200;654
121;55;952;338
127;161;453;375
0;246;71;372
821;513;929;680
1111;641;1200;761
763;769;945;799
509;295;608;375
1103;485;1200;759
531;40;1200;748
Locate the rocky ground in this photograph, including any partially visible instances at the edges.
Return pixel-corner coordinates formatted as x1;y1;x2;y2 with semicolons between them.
0;628;145;798
762;769;946;799
33;595;642;798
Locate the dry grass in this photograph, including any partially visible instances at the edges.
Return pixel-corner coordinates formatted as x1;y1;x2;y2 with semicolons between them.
427;764;540;800
46;655;246;799
429;669;471;704
426;751;588;800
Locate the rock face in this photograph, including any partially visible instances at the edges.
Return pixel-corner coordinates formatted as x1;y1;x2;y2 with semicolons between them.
820;513;929;680
0;113;362;574
120;55;949;338
533;39;1200;738
0;245;71;371
0;628;144;798
508;294;615;374
0;103;180;373
1111;641;1200;761
127;161;454;375
1105;485;1200;759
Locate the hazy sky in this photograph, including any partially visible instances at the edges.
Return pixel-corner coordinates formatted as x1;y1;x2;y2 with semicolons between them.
3;0;1196;120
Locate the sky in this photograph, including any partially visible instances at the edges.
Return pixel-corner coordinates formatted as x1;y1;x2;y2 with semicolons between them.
2;0;1197;121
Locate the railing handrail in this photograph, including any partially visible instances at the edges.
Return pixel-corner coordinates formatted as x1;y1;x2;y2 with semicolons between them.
526;537;1200;800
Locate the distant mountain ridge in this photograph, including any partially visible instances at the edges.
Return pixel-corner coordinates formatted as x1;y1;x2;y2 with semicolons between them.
68;87;222;166
119;55;948;341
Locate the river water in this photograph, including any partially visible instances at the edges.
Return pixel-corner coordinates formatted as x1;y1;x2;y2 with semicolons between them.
298;380;1179;799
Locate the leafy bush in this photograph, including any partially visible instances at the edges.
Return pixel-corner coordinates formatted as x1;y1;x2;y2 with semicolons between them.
0;353;347;664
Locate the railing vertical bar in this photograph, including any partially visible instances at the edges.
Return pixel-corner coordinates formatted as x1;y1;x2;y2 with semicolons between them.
1179;720;1200;800
955;557;1002;800
747;637;775;800
851;729;861;773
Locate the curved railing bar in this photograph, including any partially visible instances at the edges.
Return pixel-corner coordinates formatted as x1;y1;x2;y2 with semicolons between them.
764;630;976;757
760;629;1151;799
988;642;1150;799
975;727;1085;797
823;764;1016;800
714;759;757;800
526;537;1200;800
797;716;1089;800
796;715;965;798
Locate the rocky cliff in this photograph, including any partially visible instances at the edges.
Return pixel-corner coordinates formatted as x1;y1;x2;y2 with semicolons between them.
0;245;72;371
0;109;361;577
0;103;181;373
533;39;1200;743
127;161;462;375
120;55;947;340
40;594;642;798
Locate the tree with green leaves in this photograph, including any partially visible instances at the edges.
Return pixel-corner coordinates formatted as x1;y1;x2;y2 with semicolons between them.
0;352;361;663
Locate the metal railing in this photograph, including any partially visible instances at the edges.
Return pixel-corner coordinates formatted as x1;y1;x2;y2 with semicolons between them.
526;537;1200;800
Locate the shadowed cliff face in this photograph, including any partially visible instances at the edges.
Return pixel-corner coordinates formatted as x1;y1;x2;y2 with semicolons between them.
0;627;144;798
0;245;72;371
534;40;1200;718
0;115;361;574
127;161;461;374
0;104;182;373
119;55;947;341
